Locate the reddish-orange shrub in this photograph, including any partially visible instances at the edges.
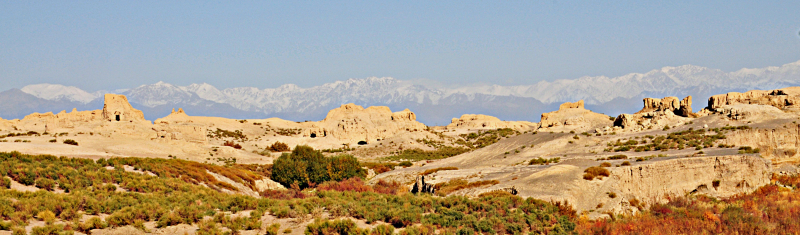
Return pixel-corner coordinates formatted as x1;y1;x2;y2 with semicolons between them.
373;179;403;195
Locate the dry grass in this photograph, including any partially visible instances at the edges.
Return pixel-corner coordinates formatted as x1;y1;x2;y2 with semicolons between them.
420;167;458;176
435;179;500;196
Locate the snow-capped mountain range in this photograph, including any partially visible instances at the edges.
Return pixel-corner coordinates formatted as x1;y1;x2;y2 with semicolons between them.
4;60;800;125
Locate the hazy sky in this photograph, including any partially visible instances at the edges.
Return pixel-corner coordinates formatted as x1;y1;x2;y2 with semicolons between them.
1;1;799;92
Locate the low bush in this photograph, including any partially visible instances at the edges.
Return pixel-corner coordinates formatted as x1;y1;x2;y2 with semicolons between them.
63;139;78;146
306;218;366;235
399;161;413;167
383;147;470;162
269;142;290;152
224;141;242;149
583;166;610;180
529;157;560;165
738;146;761;154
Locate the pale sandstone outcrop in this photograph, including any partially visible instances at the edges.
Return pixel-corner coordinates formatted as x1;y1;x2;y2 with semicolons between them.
707;87;800;110
539;100;612;131
445;114;536;132
609;155;770;211
614;96;694;131
306;104;428;143
254;178;286;191
152;108;208;143
102;94;147;123
723;124;800;164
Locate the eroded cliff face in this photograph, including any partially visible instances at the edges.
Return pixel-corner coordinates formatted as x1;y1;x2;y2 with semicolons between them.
436;155;772;216
724;124;800;164
707;87;800;110
609;155;770;209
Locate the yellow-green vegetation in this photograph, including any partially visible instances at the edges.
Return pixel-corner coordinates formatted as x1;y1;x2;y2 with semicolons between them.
738;146;761;154
207;128;247;140
385;128;520;163
0;151;577;234
382;147;469;162
455;128;520;149
434;179;500;196
0;131;41;138
420;167;459;176
528;157;560;165
605;126;750;152
273;128;302;136
635;154;667;162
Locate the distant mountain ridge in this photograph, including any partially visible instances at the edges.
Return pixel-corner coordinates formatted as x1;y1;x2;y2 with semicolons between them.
5;60;800;125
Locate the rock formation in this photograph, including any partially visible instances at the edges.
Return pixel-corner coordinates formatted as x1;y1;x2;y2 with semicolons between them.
636;96;693;117
707;87;800;110
410;175;435;194
539;100;612;131
307;104;428;143
610;155;771;212
445;114;536;132
722;124;800;164
102;94;147;123
614;96;694;131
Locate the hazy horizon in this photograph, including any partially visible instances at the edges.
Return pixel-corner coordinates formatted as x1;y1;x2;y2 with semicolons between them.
2;1;799;92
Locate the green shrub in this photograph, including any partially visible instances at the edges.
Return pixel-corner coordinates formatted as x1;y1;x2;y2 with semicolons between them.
383;147;469;162
34;178;56;191
265;223;281;235
0;177;9;189
63;139;78;146
306;218;366;235
37;210;56;224
271;145;364;189
399;161;413;167
371;224;395;235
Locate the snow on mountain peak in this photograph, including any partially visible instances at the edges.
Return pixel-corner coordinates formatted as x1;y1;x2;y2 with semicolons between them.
20;83;99;104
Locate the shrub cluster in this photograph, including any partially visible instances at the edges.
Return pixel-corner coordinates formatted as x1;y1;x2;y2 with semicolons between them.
271;145;365;189
434;179;500;196
383;147;469;162
738;146;761;154
0;151;578;235
605;127;750;153
63;139;78;146
223;140;242;149
455;128;520;149
577;174;800;234
583;166;610;180
529;157;561;165
207;128;247;140
268;142;290;152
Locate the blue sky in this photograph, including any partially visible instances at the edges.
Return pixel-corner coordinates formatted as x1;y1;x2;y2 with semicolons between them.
1;1;799;92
